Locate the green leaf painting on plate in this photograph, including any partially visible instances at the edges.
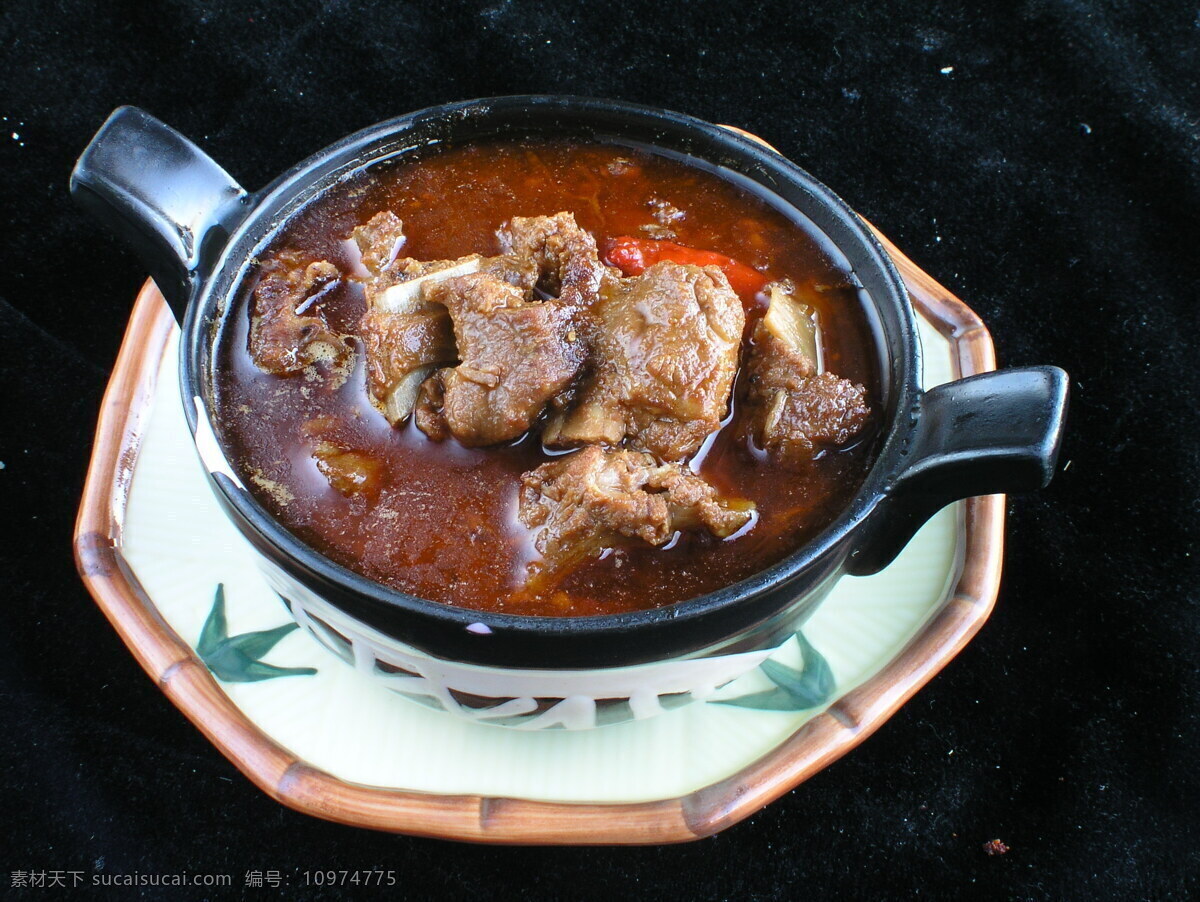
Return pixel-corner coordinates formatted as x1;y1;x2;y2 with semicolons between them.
197;585;317;683
714;632;835;712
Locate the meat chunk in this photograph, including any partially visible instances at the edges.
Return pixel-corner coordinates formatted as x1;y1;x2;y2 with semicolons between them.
312;443;385;499
414;271;585;446
754;372;871;461
360;305;456;424
248;253;351;376
301;416;386;500
743;285;871;464
352;209;409;278
544;261;745;461
353;212;470;423
355;211;598;429
518;446;754;590
497;212;607;309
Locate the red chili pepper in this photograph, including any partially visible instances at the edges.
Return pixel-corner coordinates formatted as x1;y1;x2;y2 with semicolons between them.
603;236;769;300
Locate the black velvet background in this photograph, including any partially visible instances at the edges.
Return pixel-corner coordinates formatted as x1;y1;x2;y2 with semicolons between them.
2;1;1197;899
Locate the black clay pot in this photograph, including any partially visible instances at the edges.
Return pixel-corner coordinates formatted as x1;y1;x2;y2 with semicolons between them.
71;96;1068;673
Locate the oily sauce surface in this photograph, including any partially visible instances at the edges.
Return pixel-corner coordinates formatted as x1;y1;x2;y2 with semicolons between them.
214;139;879;616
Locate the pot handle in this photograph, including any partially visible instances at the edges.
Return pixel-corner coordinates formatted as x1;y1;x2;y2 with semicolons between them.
70;106;249;320
845;365;1069;576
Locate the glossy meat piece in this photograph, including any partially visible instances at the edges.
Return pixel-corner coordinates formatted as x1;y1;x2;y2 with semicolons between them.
352;210;409;278
415;271;585;446
497;211;608;309
353;212;474;423
312;442;385;500
744;286;870;464
544;261;745;461
754;372;872;463
248;254;351;376
518;446;754;589
300;416;387;500
355;212;591;427
360;305;456;424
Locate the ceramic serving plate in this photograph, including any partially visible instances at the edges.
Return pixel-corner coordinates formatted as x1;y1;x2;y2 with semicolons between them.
75;226;1003;844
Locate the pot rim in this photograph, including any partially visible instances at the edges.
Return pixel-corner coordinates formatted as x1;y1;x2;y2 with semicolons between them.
181;94;920;651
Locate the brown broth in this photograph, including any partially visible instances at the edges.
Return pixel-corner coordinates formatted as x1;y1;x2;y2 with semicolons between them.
214;138;879;617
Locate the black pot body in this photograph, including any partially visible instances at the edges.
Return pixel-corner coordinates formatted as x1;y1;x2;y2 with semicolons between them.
72;97;1067;729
